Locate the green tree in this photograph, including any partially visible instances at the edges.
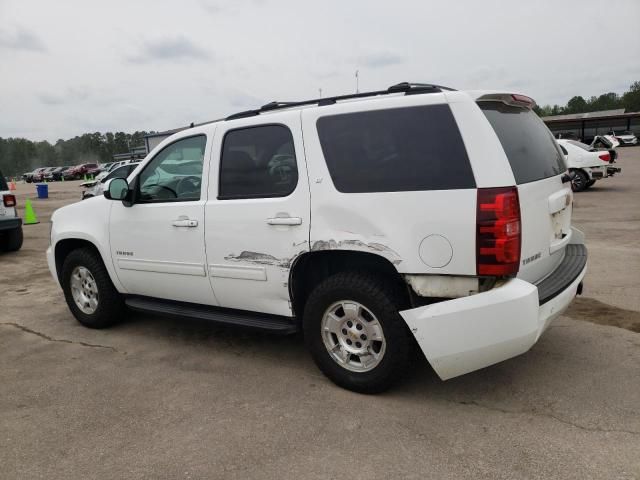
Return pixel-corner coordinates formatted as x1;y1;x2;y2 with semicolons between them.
622;81;640;112
565;96;587;114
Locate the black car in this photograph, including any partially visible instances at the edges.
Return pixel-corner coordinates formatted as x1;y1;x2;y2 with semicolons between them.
50;166;72;181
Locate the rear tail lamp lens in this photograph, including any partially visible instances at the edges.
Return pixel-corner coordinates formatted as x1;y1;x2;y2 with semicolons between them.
476;187;521;276
3;194;16;207
598;153;610;162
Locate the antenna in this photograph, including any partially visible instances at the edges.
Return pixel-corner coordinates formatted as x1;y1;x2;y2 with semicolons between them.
355;70;359;93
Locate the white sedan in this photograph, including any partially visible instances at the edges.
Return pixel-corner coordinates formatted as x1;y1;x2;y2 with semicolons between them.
81;162;140;199
557;139;621;192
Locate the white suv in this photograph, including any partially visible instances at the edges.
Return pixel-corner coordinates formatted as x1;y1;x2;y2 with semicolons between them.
0;172;23;252
46;83;588;393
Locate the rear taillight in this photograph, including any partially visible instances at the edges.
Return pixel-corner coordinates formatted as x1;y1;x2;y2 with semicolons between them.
510;94;534;107
599;153;610;162
476;187;521;276
3;194;16;207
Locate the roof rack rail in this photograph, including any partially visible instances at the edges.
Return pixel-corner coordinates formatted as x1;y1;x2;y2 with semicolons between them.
224;81;456;120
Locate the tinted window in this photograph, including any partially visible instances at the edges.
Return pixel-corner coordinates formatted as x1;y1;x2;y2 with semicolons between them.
219;125;298;199
480;102;566;184
138;135;206;202
316;105;475;193
0;172;7;191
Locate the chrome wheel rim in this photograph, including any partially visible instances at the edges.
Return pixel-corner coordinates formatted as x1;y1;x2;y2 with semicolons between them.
321;301;386;372
70;266;99;314
572;174;584;191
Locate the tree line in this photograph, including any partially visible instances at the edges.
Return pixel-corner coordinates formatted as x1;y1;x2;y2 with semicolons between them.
0;131;153;178
535;81;640;117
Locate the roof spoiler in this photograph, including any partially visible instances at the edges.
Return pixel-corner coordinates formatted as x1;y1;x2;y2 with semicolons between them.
476;93;536;109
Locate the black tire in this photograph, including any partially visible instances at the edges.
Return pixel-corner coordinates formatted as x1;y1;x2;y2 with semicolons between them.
571;169;589;192
61;247;125;328
585;179;596;189
303;271;413;394
1;227;23;252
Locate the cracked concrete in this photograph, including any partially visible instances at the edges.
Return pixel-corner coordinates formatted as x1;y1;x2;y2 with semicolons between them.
1;148;640;479
0;322;123;353
456;399;640;436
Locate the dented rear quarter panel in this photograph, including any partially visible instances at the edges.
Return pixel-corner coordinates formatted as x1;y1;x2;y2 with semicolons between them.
301;94;480;275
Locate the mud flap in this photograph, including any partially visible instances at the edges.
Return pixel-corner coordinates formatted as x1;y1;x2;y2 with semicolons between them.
400;279;540;380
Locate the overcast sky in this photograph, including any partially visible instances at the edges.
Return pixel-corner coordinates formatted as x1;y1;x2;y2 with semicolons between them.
1;0;639;142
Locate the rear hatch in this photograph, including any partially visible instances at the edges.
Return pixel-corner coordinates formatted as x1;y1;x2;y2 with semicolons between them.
479;97;572;284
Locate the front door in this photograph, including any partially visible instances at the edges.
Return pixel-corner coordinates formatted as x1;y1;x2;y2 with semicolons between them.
109;133;218;305
204;112;310;317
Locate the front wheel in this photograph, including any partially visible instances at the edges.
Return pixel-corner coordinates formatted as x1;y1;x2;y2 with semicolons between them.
303;272;412;393
61;247;125;328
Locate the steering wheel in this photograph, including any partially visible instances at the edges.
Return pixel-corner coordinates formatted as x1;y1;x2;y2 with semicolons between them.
176;176;201;196
268;155;295;181
142;184;178;198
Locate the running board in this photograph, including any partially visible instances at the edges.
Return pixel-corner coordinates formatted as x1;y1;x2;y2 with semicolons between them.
125;296;299;334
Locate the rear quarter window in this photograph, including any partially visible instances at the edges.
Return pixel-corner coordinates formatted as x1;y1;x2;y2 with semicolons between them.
316;104;475;193
480;102;566;184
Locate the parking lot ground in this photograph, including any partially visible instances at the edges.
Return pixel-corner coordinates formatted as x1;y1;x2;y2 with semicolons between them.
1;149;640;479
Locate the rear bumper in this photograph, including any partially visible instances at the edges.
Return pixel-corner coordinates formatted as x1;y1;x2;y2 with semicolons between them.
400;232;587;380
0;217;22;232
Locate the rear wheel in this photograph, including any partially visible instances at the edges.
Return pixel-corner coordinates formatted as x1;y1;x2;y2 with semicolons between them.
61;247;125;328
303;271;412;393
585;179;596;189
571;169;589;192
1;227;23;252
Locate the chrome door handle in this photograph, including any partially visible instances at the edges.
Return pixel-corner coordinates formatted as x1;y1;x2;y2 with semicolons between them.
172;219;198;227
266;217;302;226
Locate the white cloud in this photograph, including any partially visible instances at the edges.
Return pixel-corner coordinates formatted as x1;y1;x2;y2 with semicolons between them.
1;0;639;142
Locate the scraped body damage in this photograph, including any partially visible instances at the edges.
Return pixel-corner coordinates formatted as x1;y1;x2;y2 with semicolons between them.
401;267;586;380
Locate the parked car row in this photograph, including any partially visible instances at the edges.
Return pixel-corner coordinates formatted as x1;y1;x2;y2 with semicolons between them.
555;131;638;147
22;162;121;183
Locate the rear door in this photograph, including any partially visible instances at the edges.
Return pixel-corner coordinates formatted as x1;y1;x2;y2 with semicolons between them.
479;100;572;283
204;111;310;317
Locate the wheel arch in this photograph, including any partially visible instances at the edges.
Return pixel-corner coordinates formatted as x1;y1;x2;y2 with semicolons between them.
53;236;124;292
288;250;410;317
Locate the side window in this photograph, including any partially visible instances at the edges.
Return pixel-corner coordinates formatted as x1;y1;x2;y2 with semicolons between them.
218;125;298;199
138;135;206;202
316;105;475;193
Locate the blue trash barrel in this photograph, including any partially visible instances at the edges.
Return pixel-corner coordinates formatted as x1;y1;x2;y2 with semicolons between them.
36;183;49;199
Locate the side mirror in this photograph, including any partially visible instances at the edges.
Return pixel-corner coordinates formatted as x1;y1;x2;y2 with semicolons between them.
105;178;129;201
